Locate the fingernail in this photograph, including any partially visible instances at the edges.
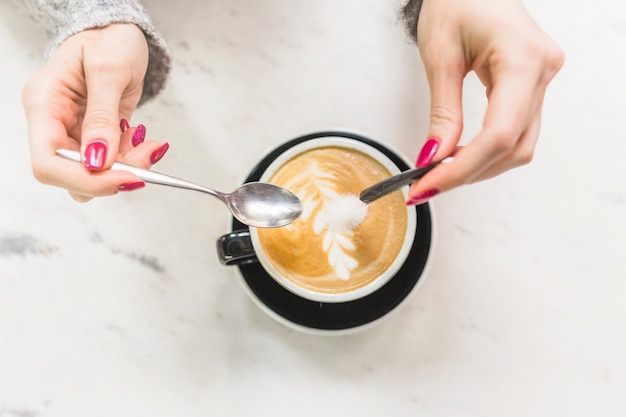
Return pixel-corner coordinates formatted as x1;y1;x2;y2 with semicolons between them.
117;181;146;192
132;124;146;147
150;142;169;164
406;189;439;206
120;119;130;132
84;141;107;170
416;138;440;168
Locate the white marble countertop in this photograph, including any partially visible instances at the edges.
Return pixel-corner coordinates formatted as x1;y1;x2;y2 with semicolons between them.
1;0;625;415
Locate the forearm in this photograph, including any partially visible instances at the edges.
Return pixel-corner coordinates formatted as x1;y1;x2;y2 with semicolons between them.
10;0;171;104
400;0;424;43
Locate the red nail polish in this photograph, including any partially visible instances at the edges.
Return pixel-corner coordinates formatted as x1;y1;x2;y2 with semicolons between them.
84;141;107;170
132;124;146;147
117;181;145;192
406;189;439;206
416;138;440;168
120;119;130;132
150;142;169;165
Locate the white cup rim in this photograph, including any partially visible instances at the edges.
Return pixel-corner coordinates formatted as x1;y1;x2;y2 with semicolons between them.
249;137;417;303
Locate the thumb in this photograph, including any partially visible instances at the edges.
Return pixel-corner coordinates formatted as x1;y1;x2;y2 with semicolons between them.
416;66;465;167
81;82;124;171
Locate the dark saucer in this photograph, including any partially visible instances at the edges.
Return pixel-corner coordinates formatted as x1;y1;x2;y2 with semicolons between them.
230;131;433;332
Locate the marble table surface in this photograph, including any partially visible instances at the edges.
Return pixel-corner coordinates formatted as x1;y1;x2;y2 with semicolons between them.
1;0;625;415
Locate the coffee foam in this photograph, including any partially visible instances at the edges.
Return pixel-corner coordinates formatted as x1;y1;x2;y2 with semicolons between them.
257;146;407;294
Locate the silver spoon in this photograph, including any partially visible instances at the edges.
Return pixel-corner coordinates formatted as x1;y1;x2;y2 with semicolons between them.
359;157;454;204
56;149;302;228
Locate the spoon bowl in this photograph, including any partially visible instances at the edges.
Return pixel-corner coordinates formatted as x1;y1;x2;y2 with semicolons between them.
56;149;302;228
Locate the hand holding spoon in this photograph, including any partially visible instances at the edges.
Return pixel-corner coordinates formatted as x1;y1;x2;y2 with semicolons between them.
359;157;454;204
56;149;302;228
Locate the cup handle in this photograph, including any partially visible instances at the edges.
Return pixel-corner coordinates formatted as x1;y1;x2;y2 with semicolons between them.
216;230;258;266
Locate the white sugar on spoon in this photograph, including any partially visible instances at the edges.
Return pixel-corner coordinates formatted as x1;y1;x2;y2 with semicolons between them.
324;194;368;233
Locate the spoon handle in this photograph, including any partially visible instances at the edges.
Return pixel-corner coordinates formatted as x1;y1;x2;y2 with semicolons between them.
359;157;454;204
56;149;220;198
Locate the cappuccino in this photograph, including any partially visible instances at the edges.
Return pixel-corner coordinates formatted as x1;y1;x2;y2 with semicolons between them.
257;146;408;295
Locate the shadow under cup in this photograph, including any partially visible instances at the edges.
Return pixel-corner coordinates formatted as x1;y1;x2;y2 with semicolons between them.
217;131;433;333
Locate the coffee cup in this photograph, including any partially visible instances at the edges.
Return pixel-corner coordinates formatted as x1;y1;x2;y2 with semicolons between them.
217;135;418;304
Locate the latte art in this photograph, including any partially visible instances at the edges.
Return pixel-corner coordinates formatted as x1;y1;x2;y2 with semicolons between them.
257;146;408;295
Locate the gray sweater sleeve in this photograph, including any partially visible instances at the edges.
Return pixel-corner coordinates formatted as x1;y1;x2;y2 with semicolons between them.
10;0;171;105
400;0;424;43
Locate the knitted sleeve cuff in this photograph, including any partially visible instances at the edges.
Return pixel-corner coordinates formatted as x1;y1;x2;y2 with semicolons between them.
14;0;172;105
400;0;424;43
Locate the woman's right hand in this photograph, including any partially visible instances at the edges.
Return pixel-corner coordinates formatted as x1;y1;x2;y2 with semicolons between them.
406;0;564;205
22;23;169;202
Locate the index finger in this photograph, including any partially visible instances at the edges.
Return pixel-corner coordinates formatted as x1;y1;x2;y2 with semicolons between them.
26;108;138;197
409;68;541;198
